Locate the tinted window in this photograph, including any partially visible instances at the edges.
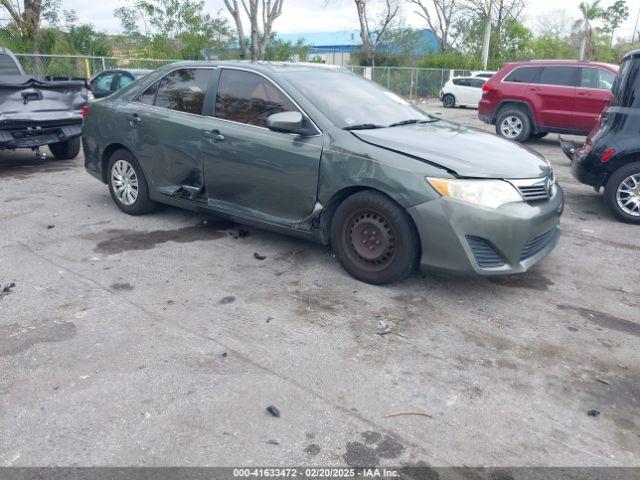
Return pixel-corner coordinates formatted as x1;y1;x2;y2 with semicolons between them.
116;74;135;89
580;67;616;90
0;54;21;75
215;69;299;127
536;66;577;87
452;78;470;86
470;78;486;88
136;81;159;105
155;69;212;115
504;67;540;83
476;73;493;78
612;58;640;108
93;72;116;91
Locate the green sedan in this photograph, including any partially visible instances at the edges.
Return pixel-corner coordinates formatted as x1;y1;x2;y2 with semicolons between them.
82;62;564;284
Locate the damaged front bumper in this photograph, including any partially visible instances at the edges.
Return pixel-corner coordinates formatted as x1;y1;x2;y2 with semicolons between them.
407;184;564;275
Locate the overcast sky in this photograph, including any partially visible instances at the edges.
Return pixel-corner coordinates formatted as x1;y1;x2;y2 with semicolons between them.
62;0;639;39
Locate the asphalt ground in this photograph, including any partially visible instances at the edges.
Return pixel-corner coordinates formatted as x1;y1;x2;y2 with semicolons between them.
0;101;638;467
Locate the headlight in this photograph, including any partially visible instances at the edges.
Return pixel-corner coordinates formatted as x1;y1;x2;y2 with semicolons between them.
426;177;523;209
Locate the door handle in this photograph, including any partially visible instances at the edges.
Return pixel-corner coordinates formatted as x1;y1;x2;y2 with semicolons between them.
126;113;141;123
204;130;225;141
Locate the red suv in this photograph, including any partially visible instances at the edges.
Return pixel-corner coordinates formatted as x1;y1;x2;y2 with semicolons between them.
478;60;618;142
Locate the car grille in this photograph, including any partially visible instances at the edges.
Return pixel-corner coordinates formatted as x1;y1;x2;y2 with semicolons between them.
510;174;554;202
466;236;504;268
520;228;557;261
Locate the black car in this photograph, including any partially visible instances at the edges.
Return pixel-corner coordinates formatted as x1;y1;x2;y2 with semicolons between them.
89;68;152;99
563;49;640;224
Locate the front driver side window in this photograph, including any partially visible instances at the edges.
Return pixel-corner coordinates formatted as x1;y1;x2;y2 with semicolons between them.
215;69;300;128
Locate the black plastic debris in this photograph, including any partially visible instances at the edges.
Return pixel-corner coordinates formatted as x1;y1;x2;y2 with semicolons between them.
266;439;280;445
1;282;16;294
587;409;601;417
254;252;266;260
266;317;273;323
219;352;228;359
47;225;55;229
266;405;280;417
229;228;250;239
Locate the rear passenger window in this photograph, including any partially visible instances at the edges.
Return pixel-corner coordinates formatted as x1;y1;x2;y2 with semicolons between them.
580;67;616;90
470;79;485;88
452;78;469;86
504;67;540;83
136;81;159;105
215;69;299;128
536;66;577;87
154;69;212;115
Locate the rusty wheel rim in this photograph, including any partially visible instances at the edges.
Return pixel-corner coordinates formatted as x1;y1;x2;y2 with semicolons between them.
343;209;397;272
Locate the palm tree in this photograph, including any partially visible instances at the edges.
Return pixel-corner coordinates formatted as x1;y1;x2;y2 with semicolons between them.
573;1;603;60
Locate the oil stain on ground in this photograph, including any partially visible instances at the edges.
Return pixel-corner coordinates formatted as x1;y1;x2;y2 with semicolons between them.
343;431;404;466
0;322;77;356
557;304;640;337
489;271;555;291
0;159;75;180
93;221;234;255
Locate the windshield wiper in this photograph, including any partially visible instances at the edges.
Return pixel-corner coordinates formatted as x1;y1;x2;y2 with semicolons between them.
343;123;386;131
388;118;437;127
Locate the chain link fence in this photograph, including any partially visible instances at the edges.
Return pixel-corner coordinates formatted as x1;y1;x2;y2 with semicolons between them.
14;54;179;79
349;66;471;100
13;53;465;101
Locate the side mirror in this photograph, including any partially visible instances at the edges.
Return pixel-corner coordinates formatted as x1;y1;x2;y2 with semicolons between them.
266;111;303;134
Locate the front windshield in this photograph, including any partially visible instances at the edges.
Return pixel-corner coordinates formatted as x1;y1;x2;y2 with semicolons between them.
282;68;431;128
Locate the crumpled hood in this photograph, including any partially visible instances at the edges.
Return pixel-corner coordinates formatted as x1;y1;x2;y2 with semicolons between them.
353;120;551;179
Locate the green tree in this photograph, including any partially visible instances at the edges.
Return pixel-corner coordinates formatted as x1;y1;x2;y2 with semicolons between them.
602;0;629;46
573;1;603;60
265;37;309;61
114;0;234;59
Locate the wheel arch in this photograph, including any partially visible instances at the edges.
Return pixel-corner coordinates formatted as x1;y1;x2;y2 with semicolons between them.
495;100;537;130
101;143;135;183
604;154;640;189
317;186;421;258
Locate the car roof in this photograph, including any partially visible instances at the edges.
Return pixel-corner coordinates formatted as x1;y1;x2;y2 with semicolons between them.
158;60;346;75
452;76;487;80
504;60;618;71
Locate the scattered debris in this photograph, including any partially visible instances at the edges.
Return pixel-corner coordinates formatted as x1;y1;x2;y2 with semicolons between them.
266;317;273;323
587;409;601;417
1;282;16;300
47;225;55;229
229;228;250;239
219;352;228;359
567;326;578;332
266;405;280;417
385;411;433;419
218;296;236;305
266;439;280;445
377;319;392;336
167;300;175;305
304;444;321;456
596;378;610;386
254;252;266;260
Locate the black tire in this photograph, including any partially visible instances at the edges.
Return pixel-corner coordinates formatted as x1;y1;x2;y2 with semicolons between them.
330;191;419;285
604;162;640;224
107;149;156;215
532;132;548;139
495;108;531;142
48;137;81;160
442;94;456;108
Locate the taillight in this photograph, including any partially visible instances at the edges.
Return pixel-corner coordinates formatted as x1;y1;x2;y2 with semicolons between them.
482;83;491;91
601;148;615;162
82;105;90;120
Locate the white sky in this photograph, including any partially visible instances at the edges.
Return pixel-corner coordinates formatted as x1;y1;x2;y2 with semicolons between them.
63;0;640;39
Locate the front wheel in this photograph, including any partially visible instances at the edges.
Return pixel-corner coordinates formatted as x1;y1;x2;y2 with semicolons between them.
330;191;419;285
107;149;156;215
48;137;81;160
604;162;640;224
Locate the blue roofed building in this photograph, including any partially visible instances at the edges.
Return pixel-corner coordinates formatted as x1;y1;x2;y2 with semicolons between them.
275;29;440;66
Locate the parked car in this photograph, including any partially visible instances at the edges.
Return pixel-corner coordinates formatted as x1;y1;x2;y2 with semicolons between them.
563;49;640;224
83;62;563;284
479;60;618;142
440;76;487;108
0;47;88;160
90;68;152;99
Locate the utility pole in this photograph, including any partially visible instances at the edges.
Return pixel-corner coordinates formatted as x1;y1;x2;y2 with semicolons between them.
481;0;493;70
633;4;640;43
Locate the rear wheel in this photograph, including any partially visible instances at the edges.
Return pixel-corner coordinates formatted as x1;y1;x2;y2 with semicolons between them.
48;137;81;160
604;162;640;224
496;108;531;142
107;149;155;215
442;94;456;108
330;191;419;285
